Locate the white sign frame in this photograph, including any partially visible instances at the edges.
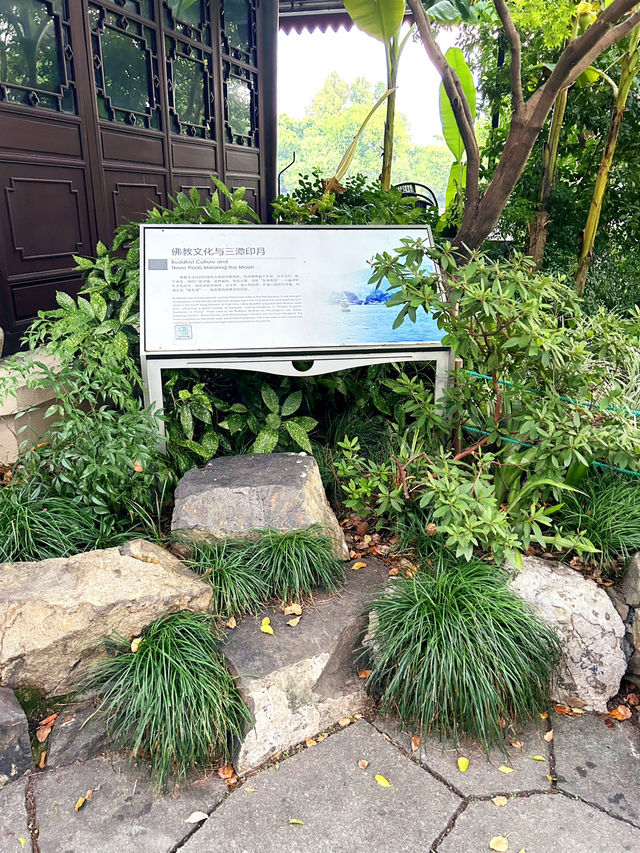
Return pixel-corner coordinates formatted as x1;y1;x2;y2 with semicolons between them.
139;224;454;434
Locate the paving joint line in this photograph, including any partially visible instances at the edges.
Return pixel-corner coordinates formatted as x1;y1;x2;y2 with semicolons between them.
556;787;640;831
544;715;559;790
429;798;469;851
366;718;466;799
170;786;236;852
25;774;40;853
470;788;557;801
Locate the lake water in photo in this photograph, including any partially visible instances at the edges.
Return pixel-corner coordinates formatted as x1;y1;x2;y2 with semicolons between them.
328;301;442;346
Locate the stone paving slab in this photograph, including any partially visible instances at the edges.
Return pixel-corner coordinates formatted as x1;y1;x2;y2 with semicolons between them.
375;715;554;796
438;792;640;853
553;712;640;827
34;757;227;853
181;721;461;853
0;778;29;852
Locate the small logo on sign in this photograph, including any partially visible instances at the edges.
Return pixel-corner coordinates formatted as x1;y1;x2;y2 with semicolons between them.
174;324;192;340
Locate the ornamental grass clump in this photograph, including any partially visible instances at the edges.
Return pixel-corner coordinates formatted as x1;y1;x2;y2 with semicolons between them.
252;526;345;602
184;539;270;619
366;555;560;751
556;471;640;573
82;612;251;791
0;479;127;562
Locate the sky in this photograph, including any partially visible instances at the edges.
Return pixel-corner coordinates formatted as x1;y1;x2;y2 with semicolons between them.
277;24;457;146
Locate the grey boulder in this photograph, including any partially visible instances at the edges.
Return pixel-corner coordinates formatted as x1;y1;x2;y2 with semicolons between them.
0;540;212;696
509;556;626;712
0;687;32;787
171;453;348;559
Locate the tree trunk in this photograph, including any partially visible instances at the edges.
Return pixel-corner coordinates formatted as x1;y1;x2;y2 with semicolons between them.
576;42;639;295
528;87;568;266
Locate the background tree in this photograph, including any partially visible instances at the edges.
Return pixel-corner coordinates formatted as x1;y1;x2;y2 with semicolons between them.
408;0;640;252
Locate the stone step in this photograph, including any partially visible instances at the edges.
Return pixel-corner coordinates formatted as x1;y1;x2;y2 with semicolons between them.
222;558;387;773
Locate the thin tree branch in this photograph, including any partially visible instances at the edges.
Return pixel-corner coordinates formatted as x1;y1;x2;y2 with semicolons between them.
493;0;524;114
407;0;480;208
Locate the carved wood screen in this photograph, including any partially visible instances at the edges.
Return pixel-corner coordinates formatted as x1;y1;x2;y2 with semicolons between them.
0;0;276;353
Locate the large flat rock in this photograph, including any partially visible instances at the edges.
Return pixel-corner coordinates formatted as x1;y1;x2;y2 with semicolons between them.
171;452;349;559
376;715;554;796
0;540;212;696
181;721;461;853
553;711;640;826
0;687;32;787
438;793;640;853
509;556;626;712
0;777;29;850
46;700;108;768
34;757;227;853
223;559;387;773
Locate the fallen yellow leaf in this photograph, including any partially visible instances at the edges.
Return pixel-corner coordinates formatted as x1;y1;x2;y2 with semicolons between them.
492;796;508;807
305;738;316;747
245;787;256;793
375;774;391;788
539;712;548;720
544;730;554;742
498;765;514;774
352;562;367;571
489;835;509;851
260;617;274;635
226;616;237;629
517;849;526;853
19;839;26;848
546;775;557;782
283;603;302;616
571;707;584;715
287;616;301;627
289;819;304;825
358;760;369;770
457;756;470;773
530;755;546;761
411;736;420;752
338;717;352;727
131;637;142;653
74;796;86;812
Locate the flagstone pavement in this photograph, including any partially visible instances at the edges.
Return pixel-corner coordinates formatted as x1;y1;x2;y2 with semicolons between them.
1;709;639;853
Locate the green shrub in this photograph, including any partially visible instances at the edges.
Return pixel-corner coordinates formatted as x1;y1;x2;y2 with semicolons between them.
0;479;128;562
556;470;640;572
366;555;561;750
82;612;251;791
253;527;345;603
184;539;270;619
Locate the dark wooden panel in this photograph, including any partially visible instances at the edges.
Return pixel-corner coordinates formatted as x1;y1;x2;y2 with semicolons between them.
0;164;93;277
0;112;83;159
11;275;83;321
172;141;217;171
101;128;165;166
225;146;260;174
226;175;260;214
174;176;216;199
103;171;167;233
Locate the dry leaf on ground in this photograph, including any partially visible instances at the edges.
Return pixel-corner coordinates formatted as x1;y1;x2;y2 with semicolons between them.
375;775;391;788
411;736;420;752
217;764;234;779
530;755;546;761
74;797;86;812
352;562;367;571
305;738;316;747
358;669;372;679
489;835;509;851
510;740;523;749
608;705;632;721
38;713;58;727
289;819;304;825
358;760;369;770
457;756;469;772
130;637;142;653
287;616;301;627
553;704;573;716
338;717;352;727
260;617;274;635
492;796;508;807
226;617;237;629
544;730;554;742
36;725;53;743
283;603;302;616
39;751;47;769
539;712;548;720
627;693;639;706
244;787;256;793
185;811;209;824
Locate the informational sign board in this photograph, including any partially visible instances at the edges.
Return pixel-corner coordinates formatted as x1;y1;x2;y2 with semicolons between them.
139;225;453;433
